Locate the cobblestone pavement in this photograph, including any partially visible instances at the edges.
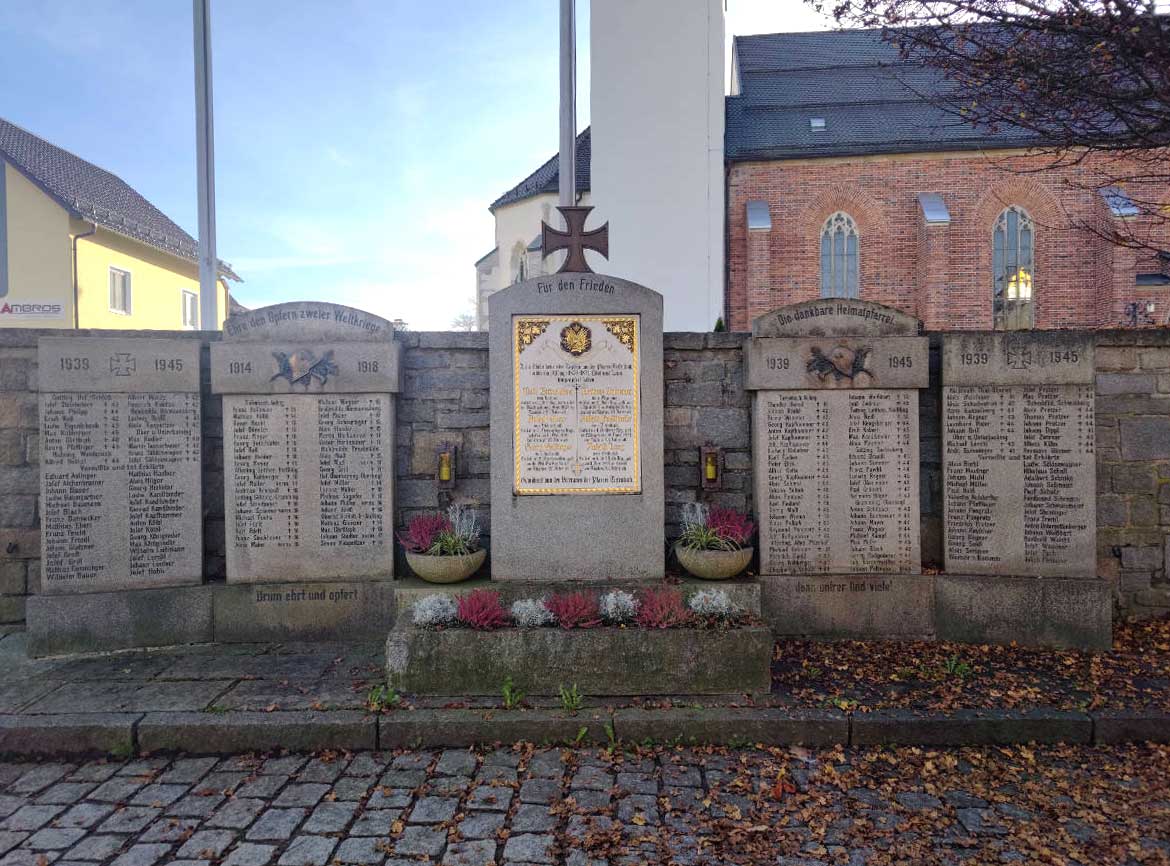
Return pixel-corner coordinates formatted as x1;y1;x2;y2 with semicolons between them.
0;744;1166;866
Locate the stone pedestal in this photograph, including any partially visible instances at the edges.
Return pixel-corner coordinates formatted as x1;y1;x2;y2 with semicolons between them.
943;333;1097;577
37;338;203;595
747;300;928;583
941;332;1108;650
211;302;400;584
488;274;665;581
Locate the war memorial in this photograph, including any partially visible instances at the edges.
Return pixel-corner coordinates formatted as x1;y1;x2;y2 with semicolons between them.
17;213;1120;664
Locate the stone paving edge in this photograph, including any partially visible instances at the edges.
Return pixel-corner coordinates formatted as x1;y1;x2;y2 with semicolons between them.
613;706;849;746
0;706;1165;757
1091;708;1170;744
380;708;613;748
136;710;376;754
849;708;1094;746
0;712;140;757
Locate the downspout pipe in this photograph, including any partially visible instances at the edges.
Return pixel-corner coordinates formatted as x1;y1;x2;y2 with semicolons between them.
71;221;96;329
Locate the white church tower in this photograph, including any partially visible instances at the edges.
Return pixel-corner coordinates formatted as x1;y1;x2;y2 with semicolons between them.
589;0;726;331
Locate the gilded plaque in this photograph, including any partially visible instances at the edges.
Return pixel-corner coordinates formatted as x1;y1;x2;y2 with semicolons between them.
513;314;640;495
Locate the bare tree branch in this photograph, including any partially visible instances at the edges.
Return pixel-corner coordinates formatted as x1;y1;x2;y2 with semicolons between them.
809;0;1170;252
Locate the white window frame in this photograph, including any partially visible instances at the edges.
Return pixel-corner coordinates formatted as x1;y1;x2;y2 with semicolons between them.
820;212;860;299
181;289;199;329
109;267;132;315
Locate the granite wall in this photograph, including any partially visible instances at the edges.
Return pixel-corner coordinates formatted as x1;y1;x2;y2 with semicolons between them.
1;327;1167;630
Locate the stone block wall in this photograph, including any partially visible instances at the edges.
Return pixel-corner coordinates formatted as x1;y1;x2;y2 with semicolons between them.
1095;330;1170;617
1;326;1168;630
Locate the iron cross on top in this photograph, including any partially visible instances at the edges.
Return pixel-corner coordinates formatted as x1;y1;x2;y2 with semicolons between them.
541;206;609;274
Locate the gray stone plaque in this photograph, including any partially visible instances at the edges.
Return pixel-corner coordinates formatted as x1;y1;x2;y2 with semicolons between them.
38;339;202;595
943;334;1096;577
745;337;928;390
212;304;400;584
747;302;926;579
753;299;922;338
942;332;1094;387
222;301;394;343
753;389;920;574
490;273;664;581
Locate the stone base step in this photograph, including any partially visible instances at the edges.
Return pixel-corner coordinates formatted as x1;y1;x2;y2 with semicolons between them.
761;572;1112;650
393;575;763;617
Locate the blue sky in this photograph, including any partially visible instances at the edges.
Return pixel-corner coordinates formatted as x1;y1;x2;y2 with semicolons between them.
0;1;828;328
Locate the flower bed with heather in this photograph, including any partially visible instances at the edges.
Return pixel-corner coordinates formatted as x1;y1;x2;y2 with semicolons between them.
386;587;773;696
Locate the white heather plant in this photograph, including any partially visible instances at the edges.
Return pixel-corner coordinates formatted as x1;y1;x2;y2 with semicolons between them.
511;598;555;628
687;588;737;619
600;590;640;625
412;594;458;628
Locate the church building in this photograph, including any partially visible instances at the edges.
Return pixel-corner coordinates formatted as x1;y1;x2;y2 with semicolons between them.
478;2;1169;332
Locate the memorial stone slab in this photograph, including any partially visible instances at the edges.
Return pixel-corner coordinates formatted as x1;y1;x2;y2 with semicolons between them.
942;332;1096;577
489;273;664;580
211;302;400;584
746;301;927;577
38;337;203;594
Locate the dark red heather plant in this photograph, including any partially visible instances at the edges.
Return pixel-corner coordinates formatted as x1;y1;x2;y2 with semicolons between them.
545;591;603;629
456;590;510;630
707;507;755;547
637;588;693;629
398;512;451;554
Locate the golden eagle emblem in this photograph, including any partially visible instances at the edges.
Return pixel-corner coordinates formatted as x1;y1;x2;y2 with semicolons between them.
560;322;592;357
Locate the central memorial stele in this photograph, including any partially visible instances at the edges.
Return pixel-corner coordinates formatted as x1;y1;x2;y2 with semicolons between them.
490;273;664;580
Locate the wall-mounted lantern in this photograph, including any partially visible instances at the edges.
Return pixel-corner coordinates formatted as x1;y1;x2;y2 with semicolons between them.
700;445;722;491
436;443;458;490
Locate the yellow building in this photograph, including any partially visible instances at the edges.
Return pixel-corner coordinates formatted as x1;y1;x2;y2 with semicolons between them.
0;117;239;330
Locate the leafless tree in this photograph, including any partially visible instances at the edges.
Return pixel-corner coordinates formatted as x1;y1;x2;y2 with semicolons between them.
810;0;1170;254
450;312;477;331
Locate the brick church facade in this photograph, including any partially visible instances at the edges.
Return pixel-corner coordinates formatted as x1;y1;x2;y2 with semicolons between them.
724;30;1169;333
484;27;1169;332
727;150;1169;332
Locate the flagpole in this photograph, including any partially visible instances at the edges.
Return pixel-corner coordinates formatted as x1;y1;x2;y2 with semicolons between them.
559;0;576;210
193;0;219;329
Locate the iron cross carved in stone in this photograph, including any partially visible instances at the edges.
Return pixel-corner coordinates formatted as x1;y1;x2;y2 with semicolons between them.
541;206;609;274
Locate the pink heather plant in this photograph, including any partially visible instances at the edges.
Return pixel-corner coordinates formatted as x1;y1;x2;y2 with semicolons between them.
455;590;510;631
707;507;755;547
544;591;603;629
636;588;693;629
398;513;451;554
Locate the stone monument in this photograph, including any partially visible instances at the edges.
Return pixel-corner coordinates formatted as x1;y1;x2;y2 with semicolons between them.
28;337;207;655
210;302;399;639
489;212;664;580
938;331;1109;648
745;299;930;636
37;338;203;593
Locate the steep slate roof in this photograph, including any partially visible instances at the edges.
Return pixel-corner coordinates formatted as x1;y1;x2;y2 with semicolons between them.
490;127;591;211
727;28;1036;161
0;117;239;280
494;29;1043;206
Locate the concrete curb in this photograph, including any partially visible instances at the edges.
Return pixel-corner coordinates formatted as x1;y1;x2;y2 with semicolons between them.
0;713;140;757
379;709;612;748
137;711;376;754
613;707;848;746
1092;709;1170;744
850;708;1093;746
0;706;1164;757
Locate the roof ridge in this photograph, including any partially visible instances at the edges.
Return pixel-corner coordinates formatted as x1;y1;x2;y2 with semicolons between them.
0;117;129;192
740;97;938;112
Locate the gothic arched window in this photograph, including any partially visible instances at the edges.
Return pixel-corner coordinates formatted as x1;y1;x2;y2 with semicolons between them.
993;206;1035;330
512;244;528;284
820;212;859;298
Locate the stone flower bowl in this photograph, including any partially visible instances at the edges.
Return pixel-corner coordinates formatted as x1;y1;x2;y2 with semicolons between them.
674;544;753;581
406;549;487;584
